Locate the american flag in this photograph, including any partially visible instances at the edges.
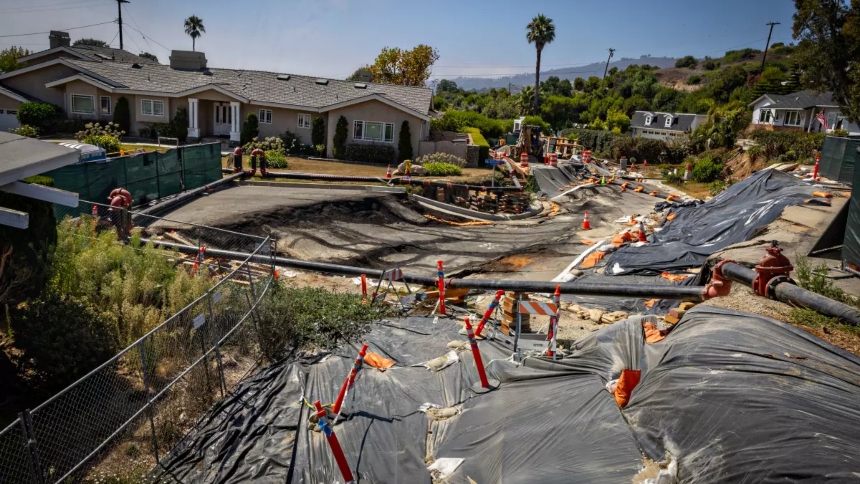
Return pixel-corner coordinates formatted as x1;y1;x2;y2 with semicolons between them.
816;111;829;129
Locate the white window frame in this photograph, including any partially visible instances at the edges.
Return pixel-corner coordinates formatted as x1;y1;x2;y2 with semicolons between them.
784;110;800;126
258;109;273;124
664;116;672;128
70;94;95;115
100;96;111;115
298;113;312;129
140;99;164;117
352;120;395;143
759;109;773;123
644;114;652;125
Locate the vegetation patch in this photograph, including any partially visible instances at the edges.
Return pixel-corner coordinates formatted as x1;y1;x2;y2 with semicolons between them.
423;162;463;176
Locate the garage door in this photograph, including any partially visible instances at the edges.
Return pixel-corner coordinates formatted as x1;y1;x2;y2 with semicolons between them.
0;109;20;132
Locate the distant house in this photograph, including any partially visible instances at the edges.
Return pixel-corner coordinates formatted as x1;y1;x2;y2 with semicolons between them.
749;89;860;135
629;111;707;141
0;31;432;159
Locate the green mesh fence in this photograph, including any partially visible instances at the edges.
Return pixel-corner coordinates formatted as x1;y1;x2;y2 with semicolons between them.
46;143;222;219
820;136;858;185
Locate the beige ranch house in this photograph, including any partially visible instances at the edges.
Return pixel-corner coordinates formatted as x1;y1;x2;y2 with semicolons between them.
0;31;432;158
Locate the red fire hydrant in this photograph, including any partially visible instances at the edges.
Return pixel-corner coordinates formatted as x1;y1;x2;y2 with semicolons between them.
752;241;793;298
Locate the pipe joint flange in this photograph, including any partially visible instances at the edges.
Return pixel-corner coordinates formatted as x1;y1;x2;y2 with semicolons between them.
765;275;795;299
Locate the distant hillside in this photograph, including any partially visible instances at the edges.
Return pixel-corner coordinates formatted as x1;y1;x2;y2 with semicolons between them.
445;55;678;91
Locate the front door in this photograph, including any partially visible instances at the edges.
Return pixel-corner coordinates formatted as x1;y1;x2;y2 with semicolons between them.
214;103;231;136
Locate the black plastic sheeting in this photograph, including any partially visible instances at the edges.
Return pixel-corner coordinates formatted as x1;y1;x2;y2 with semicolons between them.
606;170;819;275
531;164;585;194
152;306;860;483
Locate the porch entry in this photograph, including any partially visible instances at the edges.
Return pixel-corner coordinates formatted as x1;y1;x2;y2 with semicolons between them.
214;102;232;136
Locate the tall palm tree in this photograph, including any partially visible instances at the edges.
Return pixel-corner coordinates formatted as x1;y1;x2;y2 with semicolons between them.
526;14;555;114
184;15;205;51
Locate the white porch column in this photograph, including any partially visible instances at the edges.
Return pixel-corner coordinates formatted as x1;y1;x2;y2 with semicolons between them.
188;98;200;138
229;102;240;142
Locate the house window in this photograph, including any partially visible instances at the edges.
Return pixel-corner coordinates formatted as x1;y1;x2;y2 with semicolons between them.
71;94;95;114
298;113;312;129
645;114;652;125
6;109;16;115
100;96;111;115
141;99;164;116
259;109;273;124
759;109;773;123
353;120;394;142
664;116;672;128
784;111;800;126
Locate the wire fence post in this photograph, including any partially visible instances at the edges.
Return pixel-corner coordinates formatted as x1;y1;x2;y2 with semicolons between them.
19;410;43;484
207;292;226;398
138;340;160;463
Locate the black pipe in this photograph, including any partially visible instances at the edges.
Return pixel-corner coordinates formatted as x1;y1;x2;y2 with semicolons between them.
135;172;245;217
721;262;860;325
141;238;707;301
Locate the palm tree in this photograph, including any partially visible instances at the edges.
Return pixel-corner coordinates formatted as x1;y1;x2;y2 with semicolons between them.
516;86;534;115
526;14;555;114
184;15;205;51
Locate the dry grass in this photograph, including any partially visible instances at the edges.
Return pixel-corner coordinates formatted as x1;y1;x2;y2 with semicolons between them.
663;180;712;199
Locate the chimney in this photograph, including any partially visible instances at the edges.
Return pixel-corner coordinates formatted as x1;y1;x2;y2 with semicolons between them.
169;50;207;71
49;31;71;49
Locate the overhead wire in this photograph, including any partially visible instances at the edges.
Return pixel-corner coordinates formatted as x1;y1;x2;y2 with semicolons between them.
0;20;116;38
0;0;108;13
122;4;153;54
122;23;170;52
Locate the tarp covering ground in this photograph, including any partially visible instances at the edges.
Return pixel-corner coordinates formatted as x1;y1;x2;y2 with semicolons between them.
605;169;821;275
531;164;586;195
152;306;860;483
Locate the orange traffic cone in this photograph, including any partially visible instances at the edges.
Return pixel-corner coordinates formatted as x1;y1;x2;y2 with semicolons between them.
582;210;592;230
386;165;392;179
637;221;647;243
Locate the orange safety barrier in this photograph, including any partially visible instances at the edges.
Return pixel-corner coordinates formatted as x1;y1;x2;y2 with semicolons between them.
611;231;634;247
614;369;641;408
649;191;658;197
666;194;676;202
579;239;597;245
634;186;644;193
666;212;677;221
643;321;670;344
643;298;659;308
812;191;834;198
364;351;396;370
580;250;606;268
661;271;691;282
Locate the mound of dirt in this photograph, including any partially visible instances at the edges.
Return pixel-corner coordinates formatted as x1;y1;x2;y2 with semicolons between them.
724;152;767;182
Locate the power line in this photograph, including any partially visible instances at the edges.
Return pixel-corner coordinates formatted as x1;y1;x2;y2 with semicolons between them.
107;30;118;48
0;20;116;38
123;23;170;52
123;3;152;53
0;0;108;13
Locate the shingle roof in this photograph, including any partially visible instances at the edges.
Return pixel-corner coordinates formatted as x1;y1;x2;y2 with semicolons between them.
630;111;705;132
65;59;433;115
69;45;158;65
756;90;838;109
0;84;39;102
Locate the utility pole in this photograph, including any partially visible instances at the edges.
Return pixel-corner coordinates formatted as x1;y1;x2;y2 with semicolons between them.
117;0;130;49
760;21;781;74
603;48;615;78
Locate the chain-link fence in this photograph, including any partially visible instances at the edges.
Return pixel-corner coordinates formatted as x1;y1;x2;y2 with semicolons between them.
0;200;274;484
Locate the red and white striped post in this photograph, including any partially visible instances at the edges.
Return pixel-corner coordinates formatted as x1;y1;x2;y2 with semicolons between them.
436;260;446;316
547;285;561;359
464;316;499;394
313;400;355;484
332;343;369;416
813;152;820;181
474;289;505;337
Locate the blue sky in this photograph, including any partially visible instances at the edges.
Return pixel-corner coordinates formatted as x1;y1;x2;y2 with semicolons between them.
0;0;798;79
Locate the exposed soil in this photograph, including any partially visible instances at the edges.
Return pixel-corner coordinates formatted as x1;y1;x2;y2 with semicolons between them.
725;152;768;183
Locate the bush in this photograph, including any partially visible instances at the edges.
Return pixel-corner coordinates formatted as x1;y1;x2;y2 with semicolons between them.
16;102;60;132
76;122;124;153
749;131;824;161
311;115;325;148
523;115;551;133
344;143;396;164
708;180;728;196
243;136;285;153
723;48;760;63
794;255;857;306
10;125;38;137
0;189;56;306
241;113;259;146
423;162;463;176
430;111;509;138
10;295;117;395
255;283;380;360
333;115;348;159
279;130;306;155
461;127;490;161
687;74;702;85
171;106;189;141
675;56;698;69
702;57;719;71
265;150;288;169
415;152;467;168
560;128;625;156
113;97;131;133
398;120;413;162
691;157;723;182
664;171;684;184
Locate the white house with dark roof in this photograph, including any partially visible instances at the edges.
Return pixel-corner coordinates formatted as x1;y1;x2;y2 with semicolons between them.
749;89;860;135
0;31;433;158
629;111;707;141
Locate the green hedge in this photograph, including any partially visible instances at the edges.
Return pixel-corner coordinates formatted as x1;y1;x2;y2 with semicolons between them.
749;130;824;161
461;127;490;161
560;128;625;155
344;143;396;164
430;111;512;138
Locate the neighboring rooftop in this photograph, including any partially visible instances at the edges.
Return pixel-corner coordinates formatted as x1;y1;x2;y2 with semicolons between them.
630;111;706;131
0;131;79;187
751;90;839;109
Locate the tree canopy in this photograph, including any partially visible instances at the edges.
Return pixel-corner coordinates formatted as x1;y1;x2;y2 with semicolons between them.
526;14;556;114
366;45;439;86
184;15;205;51
138;52;158;63
72;38;109;47
0;46;29;74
